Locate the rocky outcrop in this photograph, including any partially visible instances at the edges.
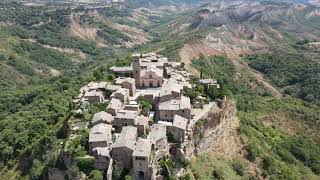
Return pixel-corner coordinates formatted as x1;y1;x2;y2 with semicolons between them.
186;97;238;157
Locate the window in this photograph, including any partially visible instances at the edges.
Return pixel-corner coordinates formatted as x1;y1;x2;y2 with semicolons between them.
149;74;152;78
135;157;146;160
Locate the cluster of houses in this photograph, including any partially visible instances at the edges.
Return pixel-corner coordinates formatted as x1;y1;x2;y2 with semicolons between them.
73;53;219;180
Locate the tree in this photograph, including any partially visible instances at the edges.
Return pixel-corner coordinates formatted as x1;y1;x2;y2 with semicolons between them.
196;85;205;95
29;159;44;180
207;86;220;100
74;156;94;174
137;96;152;116
231;158;245;176
89;170;103;180
185;88;198;103
93;70;103;81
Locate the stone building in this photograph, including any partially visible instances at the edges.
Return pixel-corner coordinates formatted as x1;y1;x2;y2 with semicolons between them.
91;111;114;126
197;79;220;93
89;124;113;152
111;126;137;168
83;90;105;103
158;95;191;122
92;147;112;170
115;77;136;96
111;88;129;103
132;139;153;180
135;116;149;137
148;124;169;161
167;115;188;143
132;53;168;88
124;104;140;112
159;81;183;103
114;110;139;132
106;98;122;116
140;66;163;88
110;66;133;76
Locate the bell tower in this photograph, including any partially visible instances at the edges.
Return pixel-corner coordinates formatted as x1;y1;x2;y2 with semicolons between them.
132;53;141;88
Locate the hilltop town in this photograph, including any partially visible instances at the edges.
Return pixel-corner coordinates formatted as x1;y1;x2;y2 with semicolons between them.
51;52;236;180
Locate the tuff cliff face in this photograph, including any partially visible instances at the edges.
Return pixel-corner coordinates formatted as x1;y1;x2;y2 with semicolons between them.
186;97;238;157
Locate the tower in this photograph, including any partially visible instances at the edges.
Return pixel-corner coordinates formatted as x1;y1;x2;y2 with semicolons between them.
132;54;141;88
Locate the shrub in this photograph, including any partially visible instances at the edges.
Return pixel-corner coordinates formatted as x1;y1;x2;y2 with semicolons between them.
89;170;103;180
74;156;94;174
245;144;259;162
231;158;245;176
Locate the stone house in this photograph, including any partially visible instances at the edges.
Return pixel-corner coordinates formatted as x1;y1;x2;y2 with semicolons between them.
89;124;113;152
148;124;168;151
135;116;149;137
167;115;188;143
111;88;129;103
159;82;183;103
83;90;104;103
110;66;133;76
115;77;136;96
92;147;111;170
124;104;140;112
114;110;139;132
132;139;153;180
158;95;191;122
106;98;122;116
111;126;137;168
197;78;220;93
91;111;114;126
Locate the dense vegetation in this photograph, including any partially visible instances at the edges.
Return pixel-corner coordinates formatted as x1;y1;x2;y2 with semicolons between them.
0;77;80;179
0;1;133;179
191;54;320;179
244;50;320;104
